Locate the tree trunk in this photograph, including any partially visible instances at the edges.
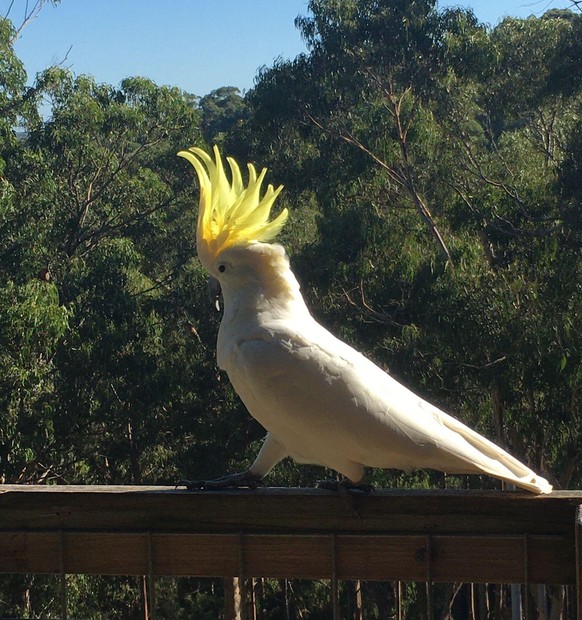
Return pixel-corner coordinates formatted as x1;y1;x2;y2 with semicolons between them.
477;584;488;620
367;582;393;619
548;585;564;620
395;581;403;620
225;577;243;620
510;584;522;620
284;579;291;620
354;580;363;620
533;585;549;620
493;584;504;619
491;381;505;446
248;578;258;620
141;575;150;620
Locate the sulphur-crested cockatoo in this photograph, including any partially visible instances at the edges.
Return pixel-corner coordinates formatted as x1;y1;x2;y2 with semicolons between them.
178;146;552;494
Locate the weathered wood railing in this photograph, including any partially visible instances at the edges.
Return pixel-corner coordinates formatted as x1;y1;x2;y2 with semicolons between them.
0;485;580;588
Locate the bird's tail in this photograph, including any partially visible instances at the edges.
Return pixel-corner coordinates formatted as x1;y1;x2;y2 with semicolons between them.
439;412;553;494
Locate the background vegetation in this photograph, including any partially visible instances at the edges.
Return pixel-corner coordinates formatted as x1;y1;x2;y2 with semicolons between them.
0;0;580;617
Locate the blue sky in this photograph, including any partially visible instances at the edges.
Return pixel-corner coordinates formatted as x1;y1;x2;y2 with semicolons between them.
4;0;575;98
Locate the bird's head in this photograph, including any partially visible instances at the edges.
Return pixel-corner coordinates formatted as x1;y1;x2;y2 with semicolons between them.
178;145;288;278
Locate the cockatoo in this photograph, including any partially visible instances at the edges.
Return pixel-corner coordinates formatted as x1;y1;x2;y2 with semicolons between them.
178;146;552;494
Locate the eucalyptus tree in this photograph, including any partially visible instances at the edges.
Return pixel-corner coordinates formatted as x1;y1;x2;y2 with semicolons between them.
0;67;249;490
238;2;581;494
0;56;246;620
234;7;581;615
434;11;582;488
198;86;249;145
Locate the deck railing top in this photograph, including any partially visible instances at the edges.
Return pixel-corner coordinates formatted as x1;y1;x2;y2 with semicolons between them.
0;485;580;585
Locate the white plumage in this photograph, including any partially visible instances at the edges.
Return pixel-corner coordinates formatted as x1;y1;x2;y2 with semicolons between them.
214;244;551;493
178;146;552;494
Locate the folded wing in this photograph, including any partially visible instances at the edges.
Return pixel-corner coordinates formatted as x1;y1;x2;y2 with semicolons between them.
226;324;552;494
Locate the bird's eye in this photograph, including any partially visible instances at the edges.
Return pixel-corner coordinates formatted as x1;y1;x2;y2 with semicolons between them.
218;264;226;273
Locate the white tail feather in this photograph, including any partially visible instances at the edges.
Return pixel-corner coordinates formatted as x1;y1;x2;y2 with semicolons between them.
440;413;553;494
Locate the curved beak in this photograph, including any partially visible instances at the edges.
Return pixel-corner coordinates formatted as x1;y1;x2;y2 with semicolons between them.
208;276;222;313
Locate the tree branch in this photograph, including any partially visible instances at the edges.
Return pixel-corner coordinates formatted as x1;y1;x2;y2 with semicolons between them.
343;280;404;327
7;0;49;43
305;111;454;265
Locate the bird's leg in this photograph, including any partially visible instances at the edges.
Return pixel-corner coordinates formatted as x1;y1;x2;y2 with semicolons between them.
177;471;264;490
248;432;288;478
178;434;286;491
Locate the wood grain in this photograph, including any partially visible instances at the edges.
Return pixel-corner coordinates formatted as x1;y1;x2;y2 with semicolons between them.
0;486;579;583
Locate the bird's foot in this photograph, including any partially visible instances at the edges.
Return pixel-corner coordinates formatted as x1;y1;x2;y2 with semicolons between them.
316;478;373;520
177;471;264;490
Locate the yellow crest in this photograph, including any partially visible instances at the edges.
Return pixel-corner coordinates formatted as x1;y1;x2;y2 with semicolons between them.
178;145;288;268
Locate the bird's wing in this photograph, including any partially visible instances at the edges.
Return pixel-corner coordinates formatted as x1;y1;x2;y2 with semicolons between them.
225;323;551;493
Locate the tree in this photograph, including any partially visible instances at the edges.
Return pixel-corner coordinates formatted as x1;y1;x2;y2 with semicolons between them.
1;0;61;43
0;17;34;139
198;86;249;145
234;8;581;615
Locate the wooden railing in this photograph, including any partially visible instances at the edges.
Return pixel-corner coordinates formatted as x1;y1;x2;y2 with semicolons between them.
0;485;580;616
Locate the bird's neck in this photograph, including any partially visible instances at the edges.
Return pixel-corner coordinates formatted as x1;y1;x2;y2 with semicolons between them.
216;265;312;371
221;265;308;321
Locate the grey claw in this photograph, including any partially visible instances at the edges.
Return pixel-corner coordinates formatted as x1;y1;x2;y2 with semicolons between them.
177;472;264;490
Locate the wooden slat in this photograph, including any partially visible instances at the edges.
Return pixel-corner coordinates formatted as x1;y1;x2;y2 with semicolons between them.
241;534;331;580
0;532;60;573
152;533;240;577
335;534;426;582
576;505;581;618
0;486;580;583
0;531;574;583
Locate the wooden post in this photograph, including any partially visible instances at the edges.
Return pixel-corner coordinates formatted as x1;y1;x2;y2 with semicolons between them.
576;506;581;620
146;532;156;620
331;533;340;620
58;530;67;620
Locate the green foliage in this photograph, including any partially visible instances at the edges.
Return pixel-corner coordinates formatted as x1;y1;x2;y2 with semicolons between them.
0;0;581;616
0;17;29;134
235;1;582;495
198;86;250;145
